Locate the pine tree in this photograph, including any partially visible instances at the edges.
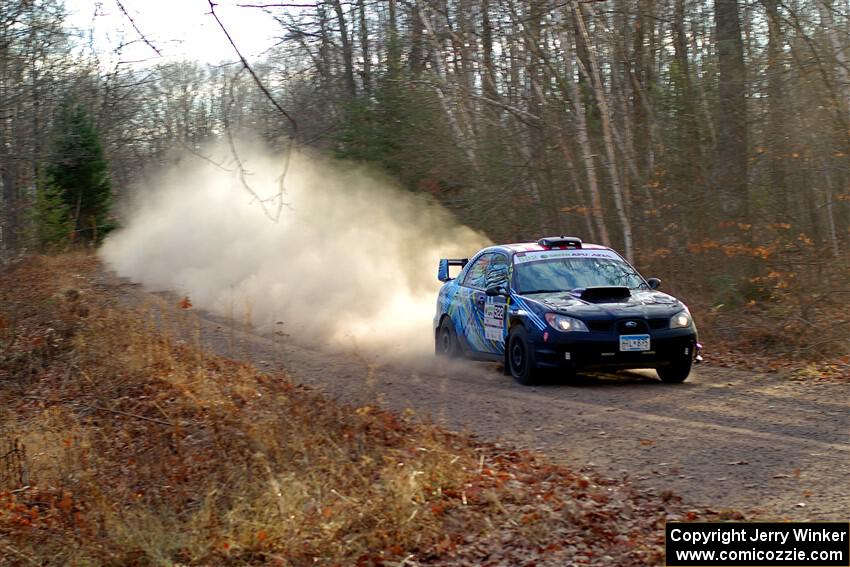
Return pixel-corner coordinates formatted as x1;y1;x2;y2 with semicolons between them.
46;99;113;244
30;176;72;250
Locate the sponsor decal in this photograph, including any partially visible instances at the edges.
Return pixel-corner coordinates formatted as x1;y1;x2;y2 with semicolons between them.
510;294;547;330
512;248;621;264
484;303;506;342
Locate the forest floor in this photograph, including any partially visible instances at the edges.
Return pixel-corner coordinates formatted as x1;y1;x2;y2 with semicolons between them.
1;253;848;565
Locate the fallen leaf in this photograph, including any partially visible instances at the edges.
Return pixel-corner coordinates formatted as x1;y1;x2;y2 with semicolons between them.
58;493;73;512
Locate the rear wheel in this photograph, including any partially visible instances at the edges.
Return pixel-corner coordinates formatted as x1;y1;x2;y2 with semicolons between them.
657;357;692;383
508;326;540;385
435;318;460;357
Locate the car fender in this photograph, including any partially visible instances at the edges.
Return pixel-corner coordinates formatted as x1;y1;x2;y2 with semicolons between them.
507;294;548;332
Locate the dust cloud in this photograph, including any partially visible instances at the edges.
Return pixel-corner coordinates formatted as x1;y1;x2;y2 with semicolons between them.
100;142;489;356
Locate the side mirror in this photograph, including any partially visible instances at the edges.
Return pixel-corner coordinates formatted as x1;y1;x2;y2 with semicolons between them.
485;285;508;297
646;277;662;290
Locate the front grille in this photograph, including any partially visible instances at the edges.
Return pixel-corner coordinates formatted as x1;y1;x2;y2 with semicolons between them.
617;319;649;334
648;318;668;330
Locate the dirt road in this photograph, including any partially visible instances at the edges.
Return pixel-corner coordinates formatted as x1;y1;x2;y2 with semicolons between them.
101;273;849;521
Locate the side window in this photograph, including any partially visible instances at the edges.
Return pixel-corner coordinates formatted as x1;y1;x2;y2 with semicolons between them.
462;254;491;289
485;254;509;289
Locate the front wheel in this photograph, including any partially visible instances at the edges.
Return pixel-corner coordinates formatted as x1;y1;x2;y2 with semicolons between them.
435;318;460;357
657;357;693;383
507;326;541;385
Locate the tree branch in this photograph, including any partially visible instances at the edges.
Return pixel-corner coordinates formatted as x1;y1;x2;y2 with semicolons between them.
207;0;298;136
236;3;316;7
114;0;162;57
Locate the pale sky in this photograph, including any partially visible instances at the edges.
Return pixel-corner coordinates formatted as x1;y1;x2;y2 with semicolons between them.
64;0;285;65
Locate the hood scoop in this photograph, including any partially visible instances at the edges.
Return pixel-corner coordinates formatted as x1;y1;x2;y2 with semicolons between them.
571;286;632;303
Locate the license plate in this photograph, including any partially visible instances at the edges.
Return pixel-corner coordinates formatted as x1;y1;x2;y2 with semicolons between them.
619;334;650;352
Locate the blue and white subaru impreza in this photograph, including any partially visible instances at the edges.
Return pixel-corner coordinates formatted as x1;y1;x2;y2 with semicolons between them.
433;236;701;384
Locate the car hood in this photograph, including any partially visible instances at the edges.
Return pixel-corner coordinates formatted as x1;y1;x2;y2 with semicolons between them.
519;289;685;319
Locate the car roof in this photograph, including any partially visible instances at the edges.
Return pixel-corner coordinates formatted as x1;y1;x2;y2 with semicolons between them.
484;241;612;255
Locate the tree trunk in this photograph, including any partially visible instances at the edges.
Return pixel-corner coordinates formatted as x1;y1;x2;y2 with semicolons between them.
572;1;633;259
388;0;401;75
561;26;610;247
815;0;850;139
358;0;370;95
407;2;424;77
715;0;749;224
763;0;788;221
331;0;357;98
415;1;480;174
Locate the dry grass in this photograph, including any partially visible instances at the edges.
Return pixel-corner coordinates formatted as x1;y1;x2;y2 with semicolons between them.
0;253;716;566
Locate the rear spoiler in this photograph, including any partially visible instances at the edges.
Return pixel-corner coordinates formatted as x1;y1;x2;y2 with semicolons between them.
438;258;468;282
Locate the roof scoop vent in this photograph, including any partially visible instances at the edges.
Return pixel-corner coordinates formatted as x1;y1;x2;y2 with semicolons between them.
537;236;583;249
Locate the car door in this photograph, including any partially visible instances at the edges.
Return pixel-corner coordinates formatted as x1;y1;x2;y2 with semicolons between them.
459;252;510;355
455;253;492;352
477;253;510;354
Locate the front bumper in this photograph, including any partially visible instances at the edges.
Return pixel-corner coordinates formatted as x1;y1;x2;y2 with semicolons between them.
532;328;699;371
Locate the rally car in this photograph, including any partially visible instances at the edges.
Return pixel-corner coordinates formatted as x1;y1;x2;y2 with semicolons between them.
434;236;701;384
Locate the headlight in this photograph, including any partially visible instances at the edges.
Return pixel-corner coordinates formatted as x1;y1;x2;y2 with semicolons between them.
670;310;691;329
544;313;589;332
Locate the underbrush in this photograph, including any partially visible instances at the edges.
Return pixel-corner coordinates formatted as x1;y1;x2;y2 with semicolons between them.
639;245;850;379
0;254;709;565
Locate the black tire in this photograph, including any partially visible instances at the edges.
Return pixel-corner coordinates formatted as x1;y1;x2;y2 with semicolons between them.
435;318;460;357
507;325;540;385
657;357;692;383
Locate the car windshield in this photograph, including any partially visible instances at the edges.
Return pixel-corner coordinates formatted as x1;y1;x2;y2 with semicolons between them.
515;257;645;293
